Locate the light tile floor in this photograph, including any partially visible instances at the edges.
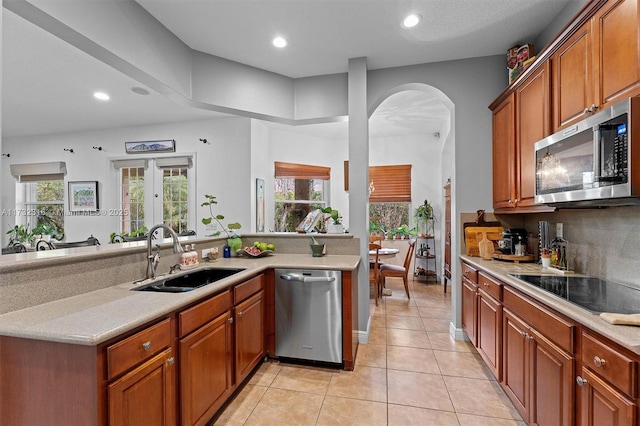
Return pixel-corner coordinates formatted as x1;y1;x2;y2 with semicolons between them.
213;277;525;425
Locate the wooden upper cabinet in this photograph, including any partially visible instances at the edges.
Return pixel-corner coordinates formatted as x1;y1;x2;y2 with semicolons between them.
552;0;640;131
593;0;640;107
492;93;516;209
551;21;593;130
516;62;551;208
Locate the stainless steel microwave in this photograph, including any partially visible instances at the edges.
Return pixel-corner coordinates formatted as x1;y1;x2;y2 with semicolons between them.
534;97;640;206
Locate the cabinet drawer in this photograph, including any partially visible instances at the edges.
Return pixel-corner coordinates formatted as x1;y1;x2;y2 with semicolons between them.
478;272;502;301
462;263;478;283
503;286;574;353
179;290;232;337
582;332;637;398
107;318;172;380
234;274;264;304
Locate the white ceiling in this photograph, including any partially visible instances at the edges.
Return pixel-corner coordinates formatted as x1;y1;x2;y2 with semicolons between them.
2;0;573;139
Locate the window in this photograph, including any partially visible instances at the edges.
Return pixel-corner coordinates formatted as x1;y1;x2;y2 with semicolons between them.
274;161;330;232
161;167;188;234
24;180;65;236
119;166;145;235
114;156;193;237
368;164;412;236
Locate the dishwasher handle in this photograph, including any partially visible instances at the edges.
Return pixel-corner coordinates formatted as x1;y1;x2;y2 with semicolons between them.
279;273;336;283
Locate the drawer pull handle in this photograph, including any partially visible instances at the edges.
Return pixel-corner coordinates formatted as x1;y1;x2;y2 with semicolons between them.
238;311;244;317
594;356;606;367
229;317;234;324
166;357;175;366
142;341;152;351
576;376;588;386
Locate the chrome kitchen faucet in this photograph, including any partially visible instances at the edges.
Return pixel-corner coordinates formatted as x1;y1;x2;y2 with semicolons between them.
146;224;184;280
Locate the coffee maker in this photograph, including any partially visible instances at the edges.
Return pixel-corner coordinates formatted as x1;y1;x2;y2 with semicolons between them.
498;228;528;255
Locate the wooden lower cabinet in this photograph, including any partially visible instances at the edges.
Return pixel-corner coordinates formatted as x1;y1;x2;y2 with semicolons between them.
179;310;233;426
577;367;637;426
477;288;502;380
461;275;478;346
108;348;177;426
503;308;574;425
235;290;265;384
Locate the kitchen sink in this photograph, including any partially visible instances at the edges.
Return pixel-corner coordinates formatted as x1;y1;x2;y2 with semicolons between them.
133;268;245;292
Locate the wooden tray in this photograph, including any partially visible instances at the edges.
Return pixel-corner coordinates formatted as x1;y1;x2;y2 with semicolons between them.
491;253;536;263
464;226;504;256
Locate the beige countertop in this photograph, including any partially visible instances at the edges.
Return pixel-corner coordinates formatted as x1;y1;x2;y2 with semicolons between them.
461;255;640;356
0;254;360;346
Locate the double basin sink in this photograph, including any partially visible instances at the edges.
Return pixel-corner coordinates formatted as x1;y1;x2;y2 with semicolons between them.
133;267;245;293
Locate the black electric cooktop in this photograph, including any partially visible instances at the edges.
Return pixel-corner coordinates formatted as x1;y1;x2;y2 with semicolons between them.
509;274;640;315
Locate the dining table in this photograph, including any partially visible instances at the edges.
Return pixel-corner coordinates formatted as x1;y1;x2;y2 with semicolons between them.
368;247;399;258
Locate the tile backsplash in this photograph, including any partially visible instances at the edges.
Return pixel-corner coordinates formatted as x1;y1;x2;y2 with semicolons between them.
497;206;640;286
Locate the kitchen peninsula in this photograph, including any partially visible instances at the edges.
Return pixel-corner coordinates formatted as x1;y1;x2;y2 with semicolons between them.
0;234;361;426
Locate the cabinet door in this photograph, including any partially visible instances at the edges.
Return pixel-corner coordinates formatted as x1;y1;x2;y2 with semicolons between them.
180;311;233;426
552;22;593;130
530;328;574;426
461;276;477;346
108;348;176;426
492;94;516;209
235;290;265;384
516;62;550;207
477;289;502;380
578;367;637;426
593;0;640;107
502;308;529;419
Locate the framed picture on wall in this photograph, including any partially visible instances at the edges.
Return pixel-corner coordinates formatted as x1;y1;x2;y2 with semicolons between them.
68;181;99;212
256;178;265;232
125;139;175;154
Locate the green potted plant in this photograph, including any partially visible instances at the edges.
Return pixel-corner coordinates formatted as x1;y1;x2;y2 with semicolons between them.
393;224;410;240
6;224;35;245
109;225;148;243
414;199;434;237
201;194;242;252
33;223;63;242
321;206;343;234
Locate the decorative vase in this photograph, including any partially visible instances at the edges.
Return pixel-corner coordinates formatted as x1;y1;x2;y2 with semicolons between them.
327;223;343;234
310;243;325;257
227;237;242;253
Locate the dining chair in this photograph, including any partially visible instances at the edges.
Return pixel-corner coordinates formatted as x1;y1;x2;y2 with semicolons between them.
51;235;101;249
369;243;382;306
379;239;416;299
2;243;27;254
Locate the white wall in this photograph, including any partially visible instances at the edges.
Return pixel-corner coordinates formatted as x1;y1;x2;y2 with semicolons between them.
2;116;253;245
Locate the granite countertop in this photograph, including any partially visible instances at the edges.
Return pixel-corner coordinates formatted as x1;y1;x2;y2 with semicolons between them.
461;254;640;356
0;254;361;346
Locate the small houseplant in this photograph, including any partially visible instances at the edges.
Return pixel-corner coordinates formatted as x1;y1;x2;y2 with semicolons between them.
201;194;242;251
109;226;148;243
321;206;343;233
33;223;64;242
414;199;434;237
6;224;35;245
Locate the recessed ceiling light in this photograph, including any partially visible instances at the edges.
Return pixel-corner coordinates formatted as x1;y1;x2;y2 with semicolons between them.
93;91;110;101
272;36;287;48
131;86;150;96
402;14;421;28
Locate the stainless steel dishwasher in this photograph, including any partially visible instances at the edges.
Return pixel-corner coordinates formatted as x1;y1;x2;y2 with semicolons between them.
275;269;342;364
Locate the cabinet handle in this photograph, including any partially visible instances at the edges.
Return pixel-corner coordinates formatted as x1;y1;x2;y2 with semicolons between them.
238;311;243;317
594;356;606;367
228;317;234;324
525;333;533;341
142;341;152;351
508;199;513;204
520;331;527;338
584;107;590;114
484;283;490;287
166;357;175;366
576;376;588;386
590;104;599;112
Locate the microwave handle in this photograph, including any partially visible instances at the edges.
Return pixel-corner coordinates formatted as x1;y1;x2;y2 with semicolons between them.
593;126;601;180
